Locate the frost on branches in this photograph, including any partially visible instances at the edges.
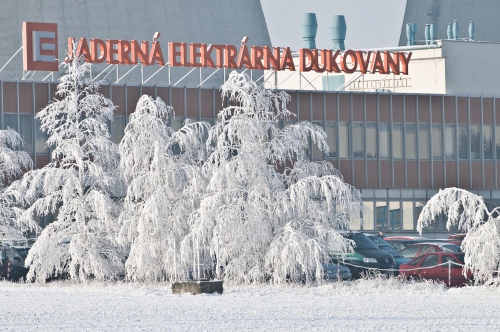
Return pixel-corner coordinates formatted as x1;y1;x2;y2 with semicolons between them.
417;188;500;282
119;95;209;282
0;128;33;239
13;57;126;282
183;72;362;284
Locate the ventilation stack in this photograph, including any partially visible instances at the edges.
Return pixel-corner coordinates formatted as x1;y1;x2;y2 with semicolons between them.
301;13;318;49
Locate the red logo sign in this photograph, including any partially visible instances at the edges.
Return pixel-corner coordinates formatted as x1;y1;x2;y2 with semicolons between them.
23;22;58;71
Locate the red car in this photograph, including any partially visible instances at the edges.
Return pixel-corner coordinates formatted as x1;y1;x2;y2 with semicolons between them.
399;242;462;259
400;252;472;287
447;234;466;245
383;236;428;250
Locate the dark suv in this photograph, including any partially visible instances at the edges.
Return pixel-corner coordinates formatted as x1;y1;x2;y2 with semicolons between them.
332;232;397;279
0;247;30;281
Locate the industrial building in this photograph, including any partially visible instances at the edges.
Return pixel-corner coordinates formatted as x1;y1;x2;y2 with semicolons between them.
0;1;499;235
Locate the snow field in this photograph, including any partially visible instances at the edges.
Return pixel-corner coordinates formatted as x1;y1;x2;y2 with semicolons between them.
1;278;500;331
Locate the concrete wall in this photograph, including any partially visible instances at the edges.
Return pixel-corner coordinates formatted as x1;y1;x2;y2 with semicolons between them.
399;0;500;46
0;0;271;86
442;40;500;96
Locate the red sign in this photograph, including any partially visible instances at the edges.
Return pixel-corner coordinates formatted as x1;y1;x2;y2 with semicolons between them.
68;36;412;75
23;22;59;71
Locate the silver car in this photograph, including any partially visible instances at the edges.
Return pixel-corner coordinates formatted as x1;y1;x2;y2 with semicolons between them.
323;263;352;281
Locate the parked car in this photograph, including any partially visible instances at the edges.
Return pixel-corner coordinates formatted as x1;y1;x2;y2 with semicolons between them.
366;234;411;269
383;236;428;250
331;232;397;279
447;234;466;245
0;247;30;281
322;263;352;281
399;242;462;259
399;252;472;287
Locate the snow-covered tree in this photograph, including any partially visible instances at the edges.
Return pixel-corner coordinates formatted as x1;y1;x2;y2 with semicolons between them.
183;72;362;284
118;95;208;282
12;57;126;282
0;128;33;239
417;188;500;282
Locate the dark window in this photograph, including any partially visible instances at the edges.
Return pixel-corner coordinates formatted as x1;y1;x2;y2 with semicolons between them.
400;245;420;258
407;256;423;266
442;255;461;269
421;254;439;267
347;233;379;250
421;245;436;254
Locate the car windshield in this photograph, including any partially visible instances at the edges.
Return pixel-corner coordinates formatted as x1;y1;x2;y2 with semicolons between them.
441;244;462;252
348;233;379;250
13;248;29;260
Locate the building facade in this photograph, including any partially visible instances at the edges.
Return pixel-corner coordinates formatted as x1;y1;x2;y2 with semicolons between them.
2;80;499;234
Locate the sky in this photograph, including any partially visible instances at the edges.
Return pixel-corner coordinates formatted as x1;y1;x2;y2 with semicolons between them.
260;0;407;50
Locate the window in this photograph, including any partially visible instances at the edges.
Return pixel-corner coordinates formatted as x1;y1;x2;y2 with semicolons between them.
389;201;401;230
407;256;423;266
325;122;336;158
483;124;493;160
496;126;500;160
432;124;442;158
442;255;461;269
414;201;426;226
200;117;215;144
400;245;420;258
445;124;456;159
20;114;33;153
470;125;480;159
366;123;377;158
379;123;390;158
35;118;49;154
402;201;414;230
352;123;364;158
311;122;324;159
405;124;416;159
4;113;17;131
339;123;349;158
421;254;439;267
418;124;429;159
112;116;126;144
351;213;361;230
458;124;468;159
362;202;374;231
376;201;387;230
421;245;436;254
393;123;403;159
170;117;184;131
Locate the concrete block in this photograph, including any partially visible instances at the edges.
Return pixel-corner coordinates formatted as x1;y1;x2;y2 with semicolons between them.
172;280;223;295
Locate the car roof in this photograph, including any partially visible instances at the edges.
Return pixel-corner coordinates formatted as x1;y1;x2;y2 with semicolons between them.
384;236;427;240
420;252;463;256
417;242;460;246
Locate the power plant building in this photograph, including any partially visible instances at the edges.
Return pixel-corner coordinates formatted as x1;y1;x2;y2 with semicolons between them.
0;1;499;235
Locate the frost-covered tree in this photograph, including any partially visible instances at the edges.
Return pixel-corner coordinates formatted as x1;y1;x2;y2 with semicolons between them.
12;57;126;282
183;72;362;284
417;188;500;282
0;128;33;239
118;95;208;282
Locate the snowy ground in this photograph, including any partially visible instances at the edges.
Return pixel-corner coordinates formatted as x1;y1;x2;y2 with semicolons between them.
1;278;500;331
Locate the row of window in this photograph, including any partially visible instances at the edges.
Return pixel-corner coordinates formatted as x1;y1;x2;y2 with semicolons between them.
355;199;500;232
4;112;500;162
2;113;127;153
311;122;500;161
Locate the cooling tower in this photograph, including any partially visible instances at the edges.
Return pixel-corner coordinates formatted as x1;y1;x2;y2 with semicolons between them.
399;0;500;45
0;0;271;86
